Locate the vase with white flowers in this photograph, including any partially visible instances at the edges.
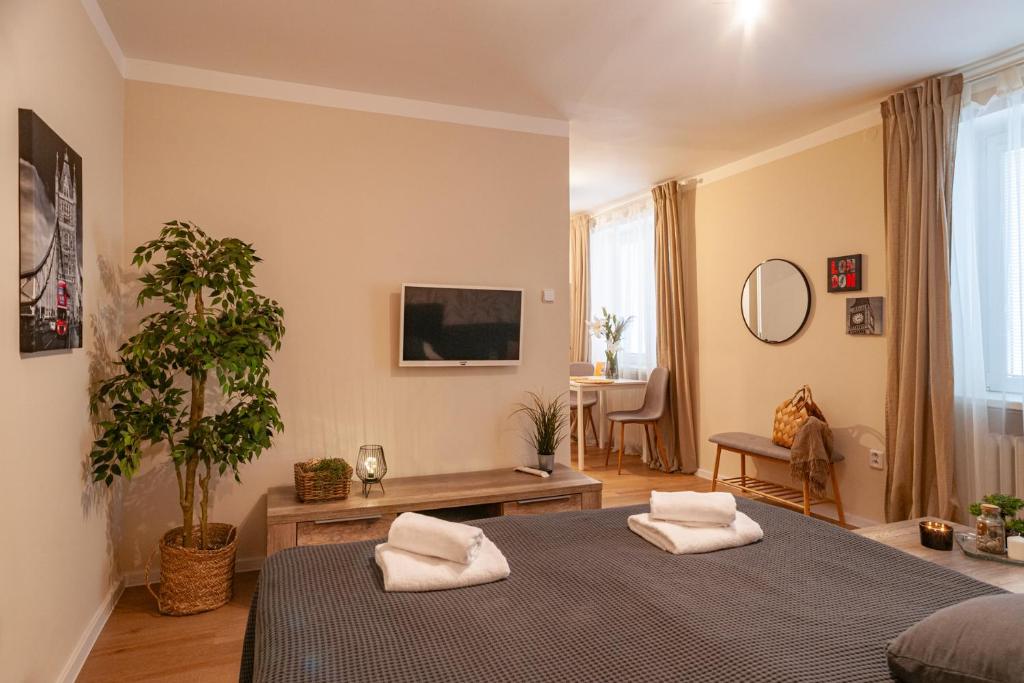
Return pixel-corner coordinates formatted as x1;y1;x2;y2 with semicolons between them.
590;307;633;380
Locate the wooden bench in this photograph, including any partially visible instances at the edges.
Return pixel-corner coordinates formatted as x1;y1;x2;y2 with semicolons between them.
708;432;845;525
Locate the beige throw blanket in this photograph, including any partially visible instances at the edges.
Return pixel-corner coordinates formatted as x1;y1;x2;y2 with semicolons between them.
790;416;833;498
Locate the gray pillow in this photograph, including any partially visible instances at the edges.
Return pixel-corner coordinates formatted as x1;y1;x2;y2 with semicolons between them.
887;594;1024;682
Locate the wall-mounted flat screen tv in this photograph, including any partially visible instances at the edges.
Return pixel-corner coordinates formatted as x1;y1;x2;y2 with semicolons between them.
400;284;524;366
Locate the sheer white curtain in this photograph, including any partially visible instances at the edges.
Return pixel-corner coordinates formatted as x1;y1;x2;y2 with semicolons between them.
951;63;1024;516
589;197;657;379
588;197;657;453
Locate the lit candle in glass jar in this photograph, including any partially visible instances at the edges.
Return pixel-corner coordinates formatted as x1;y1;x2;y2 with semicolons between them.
919;520;953;551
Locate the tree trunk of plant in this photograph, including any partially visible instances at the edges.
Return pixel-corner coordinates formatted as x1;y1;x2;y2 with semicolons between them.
181;456;198;548
199;460;212;550
180;290;208;549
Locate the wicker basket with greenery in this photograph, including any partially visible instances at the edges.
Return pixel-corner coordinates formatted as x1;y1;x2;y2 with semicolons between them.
294;458;353;502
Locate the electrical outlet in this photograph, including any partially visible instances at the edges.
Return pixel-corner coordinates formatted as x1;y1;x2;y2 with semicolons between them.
869;449;884;470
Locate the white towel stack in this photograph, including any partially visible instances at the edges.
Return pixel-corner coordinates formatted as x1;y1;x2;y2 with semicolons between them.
649;490;737;527
629;491;763;554
375;512;510;592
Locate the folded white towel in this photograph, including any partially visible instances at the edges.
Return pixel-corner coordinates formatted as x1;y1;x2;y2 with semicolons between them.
649;490;737;526
387;512;483;564
375;536;511;592
628;511;763;554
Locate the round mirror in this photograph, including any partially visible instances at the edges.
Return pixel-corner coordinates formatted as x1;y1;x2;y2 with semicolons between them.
740;259;811;344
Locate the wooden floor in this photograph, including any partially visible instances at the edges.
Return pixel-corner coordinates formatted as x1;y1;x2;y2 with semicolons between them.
78;571;259;682
77;443;816;682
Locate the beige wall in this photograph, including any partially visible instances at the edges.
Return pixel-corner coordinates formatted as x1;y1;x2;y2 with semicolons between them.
0;1;124;680
121;81;569;575
696;127;887;524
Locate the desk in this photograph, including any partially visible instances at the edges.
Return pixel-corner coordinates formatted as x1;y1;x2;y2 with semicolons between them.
570;377;646;470
855;517;1024;593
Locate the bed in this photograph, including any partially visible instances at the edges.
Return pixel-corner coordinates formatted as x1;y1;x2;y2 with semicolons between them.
240;498;1003;682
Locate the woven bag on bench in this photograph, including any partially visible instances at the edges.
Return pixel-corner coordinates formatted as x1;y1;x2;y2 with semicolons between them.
771;385;826;448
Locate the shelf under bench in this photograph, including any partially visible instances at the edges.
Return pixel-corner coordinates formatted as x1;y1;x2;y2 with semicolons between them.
709;433;846;524
716;475;829;511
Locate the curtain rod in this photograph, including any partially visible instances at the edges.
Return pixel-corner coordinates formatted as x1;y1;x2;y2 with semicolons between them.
943;43;1024;84
586;177;702;218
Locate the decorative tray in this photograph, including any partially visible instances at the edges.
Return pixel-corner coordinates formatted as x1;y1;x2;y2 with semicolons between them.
955;532;1024;566
570;376;614;384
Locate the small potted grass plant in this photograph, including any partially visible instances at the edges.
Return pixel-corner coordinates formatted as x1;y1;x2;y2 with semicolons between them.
513;392;568;473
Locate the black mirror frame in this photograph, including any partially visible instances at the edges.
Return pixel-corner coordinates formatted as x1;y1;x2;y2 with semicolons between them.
739;258;812;345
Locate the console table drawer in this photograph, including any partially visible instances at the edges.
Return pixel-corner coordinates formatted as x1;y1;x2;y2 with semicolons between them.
297;514;396;546
502;493;581;516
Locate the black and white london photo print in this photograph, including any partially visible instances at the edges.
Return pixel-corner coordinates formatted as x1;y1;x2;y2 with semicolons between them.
19;109;83;353
846;297;884;336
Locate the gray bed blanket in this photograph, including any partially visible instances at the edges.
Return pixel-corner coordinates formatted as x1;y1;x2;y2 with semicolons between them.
240;499;1003;682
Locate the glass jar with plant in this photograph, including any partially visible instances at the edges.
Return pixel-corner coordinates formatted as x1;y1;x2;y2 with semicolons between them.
89;220;285;615
590;307;633;379
513;392;568;473
969;494;1024;546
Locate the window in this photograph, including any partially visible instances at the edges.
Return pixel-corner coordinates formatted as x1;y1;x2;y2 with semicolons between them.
588;198;657;376
952;82;1024;395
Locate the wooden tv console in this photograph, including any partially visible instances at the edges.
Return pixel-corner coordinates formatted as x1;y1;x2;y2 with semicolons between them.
266;464;602;556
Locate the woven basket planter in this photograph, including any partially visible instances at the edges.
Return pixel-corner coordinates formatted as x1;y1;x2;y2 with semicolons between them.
294;459;352;503
146;523;237;616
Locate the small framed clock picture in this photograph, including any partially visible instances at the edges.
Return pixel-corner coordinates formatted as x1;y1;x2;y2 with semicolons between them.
827;253;862;293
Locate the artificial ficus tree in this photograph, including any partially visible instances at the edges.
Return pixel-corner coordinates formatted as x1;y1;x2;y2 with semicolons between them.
90;220;285;550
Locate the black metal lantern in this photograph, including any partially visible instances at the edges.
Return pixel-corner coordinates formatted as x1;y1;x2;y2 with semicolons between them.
355;445;387;497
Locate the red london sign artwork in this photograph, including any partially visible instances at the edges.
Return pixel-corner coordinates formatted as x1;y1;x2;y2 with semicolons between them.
827;253;862;293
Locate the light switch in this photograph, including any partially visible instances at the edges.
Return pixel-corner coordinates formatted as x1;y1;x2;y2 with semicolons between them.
542;288;556;303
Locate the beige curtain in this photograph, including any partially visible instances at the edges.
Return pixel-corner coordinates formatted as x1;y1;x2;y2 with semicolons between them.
569;214;591;363
882;74;963;522
652;181;699;473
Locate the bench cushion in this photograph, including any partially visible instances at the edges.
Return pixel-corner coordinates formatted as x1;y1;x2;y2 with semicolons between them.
709;431;844;463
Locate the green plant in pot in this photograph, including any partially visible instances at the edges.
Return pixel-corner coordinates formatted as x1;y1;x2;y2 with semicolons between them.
969;493;1024;518
513;392;568;473
90;220;284;615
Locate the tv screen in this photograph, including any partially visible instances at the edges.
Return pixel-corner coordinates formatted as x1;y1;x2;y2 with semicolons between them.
400;284;523;366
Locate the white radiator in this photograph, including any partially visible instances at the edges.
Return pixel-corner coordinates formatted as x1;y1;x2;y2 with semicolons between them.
984;434;1024;498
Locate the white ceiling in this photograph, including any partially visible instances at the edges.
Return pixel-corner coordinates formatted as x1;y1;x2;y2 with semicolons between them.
96;0;1024;212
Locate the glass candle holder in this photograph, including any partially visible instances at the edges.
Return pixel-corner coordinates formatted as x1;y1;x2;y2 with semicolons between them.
918;520;953;551
1008;536;1024;561
355;445;387;497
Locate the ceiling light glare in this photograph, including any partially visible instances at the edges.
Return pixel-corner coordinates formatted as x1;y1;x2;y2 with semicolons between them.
735;0;763;28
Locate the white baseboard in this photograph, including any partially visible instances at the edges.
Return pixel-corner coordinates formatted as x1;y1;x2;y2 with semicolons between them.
57;579;124;683
58;556;268;680
692;468;880;528
123;554;266;587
